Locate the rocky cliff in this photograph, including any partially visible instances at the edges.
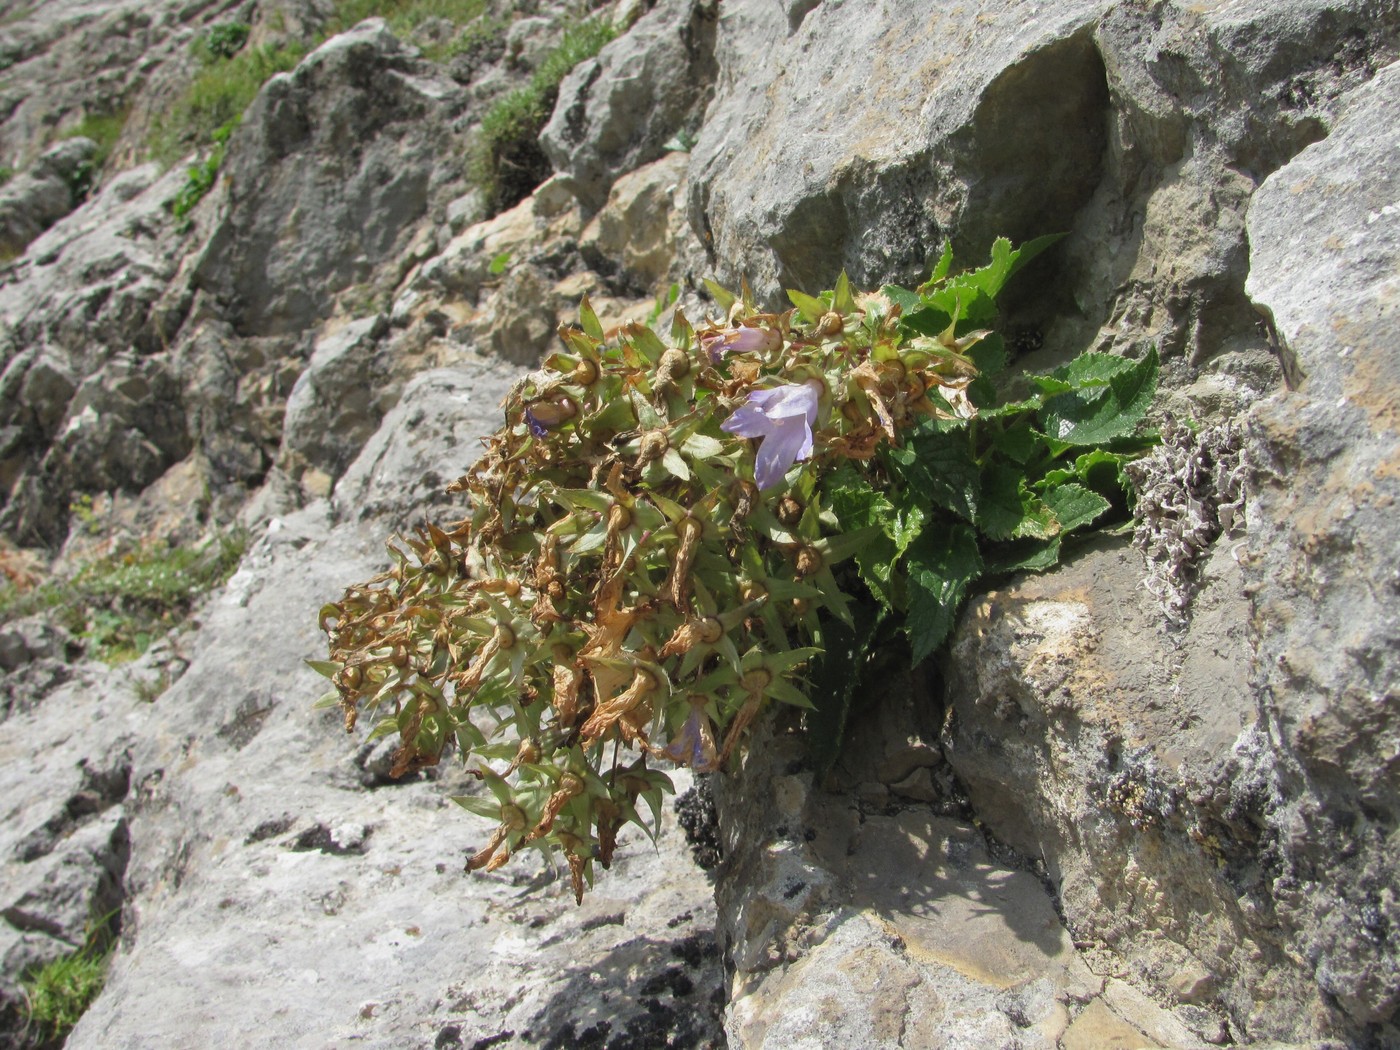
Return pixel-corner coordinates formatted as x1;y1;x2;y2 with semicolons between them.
0;0;1396;1048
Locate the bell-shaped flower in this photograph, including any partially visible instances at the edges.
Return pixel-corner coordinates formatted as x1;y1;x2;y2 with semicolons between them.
701;325;782;363
721;378;822;490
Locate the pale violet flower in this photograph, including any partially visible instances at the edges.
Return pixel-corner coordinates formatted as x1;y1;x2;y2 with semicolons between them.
701;325;781;363
663;702;719;772
721;379;822;490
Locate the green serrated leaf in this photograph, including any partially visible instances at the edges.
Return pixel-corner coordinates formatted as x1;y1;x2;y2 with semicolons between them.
1041;482;1112;533
966;331;1006;377
930;241;954;282
887;425;979;522
977;463;1043;541
982;536;1063;576
992;420;1041;465
1040;348;1158;446
905;524;983;666
882;283;923;315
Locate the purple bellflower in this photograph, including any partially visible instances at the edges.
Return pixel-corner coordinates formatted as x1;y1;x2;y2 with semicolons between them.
721;378;822;490
701;325;781;363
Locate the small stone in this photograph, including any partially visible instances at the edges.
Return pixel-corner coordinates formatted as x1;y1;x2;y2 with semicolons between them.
888;767;937;802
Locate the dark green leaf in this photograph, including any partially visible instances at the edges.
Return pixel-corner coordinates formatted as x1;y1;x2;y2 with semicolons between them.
905;524;982;666
1042;482;1112;533
966;331;1006;377
1039;348;1158;446
982;536;1062;576
992;420;1041;465
885;426;979;522
976;463;1054;541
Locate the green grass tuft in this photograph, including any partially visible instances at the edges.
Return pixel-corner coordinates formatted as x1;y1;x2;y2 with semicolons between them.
469;17;617;215
21;936;113;1042
0;530;247;665
150;43;306;167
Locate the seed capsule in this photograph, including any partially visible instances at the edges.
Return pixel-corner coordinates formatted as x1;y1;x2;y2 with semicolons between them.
636;430;669;468
656;347;691;384
571;358;600;386
776;496;803;527
794;545;823;577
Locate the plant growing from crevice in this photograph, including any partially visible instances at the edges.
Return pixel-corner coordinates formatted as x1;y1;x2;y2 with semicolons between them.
20;914;118;1045
469;16;617;215
0;531;247;665
60;109;129;200
152;39;305;218
315;238;1158;902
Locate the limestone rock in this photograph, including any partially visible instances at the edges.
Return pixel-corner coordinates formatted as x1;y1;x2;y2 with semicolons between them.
714;708;1206;1050
579;152;690;294
541;0;718;212
0;161;189;545
48;503;725;1050
281;314;391;484
0;137;96;257
936;47;1400;1050
331;364;518;527
1241;57;1400;1033
192;20;470;339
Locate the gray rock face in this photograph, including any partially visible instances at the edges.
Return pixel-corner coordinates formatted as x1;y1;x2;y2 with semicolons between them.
50;480;724;1050
331;363;518;527
934;34;1400;1050
541;0;718;212
281;314;391;486
0;137;97;257
700;2;1400;1048
1241;59;1400;1031
689;0;1397;400
0;161;189;545
192;21;470;339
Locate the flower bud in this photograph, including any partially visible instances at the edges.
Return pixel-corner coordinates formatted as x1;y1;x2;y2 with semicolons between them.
741;668;773;693
740;580;767;603
656;347;691;384
817;312;844;337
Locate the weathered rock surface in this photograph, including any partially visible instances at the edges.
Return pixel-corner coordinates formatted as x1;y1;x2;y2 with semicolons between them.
542;0;718;212
0;137;96;258
0;160;190;545
700;2;1400;1048
191;20;471;340
51;500;724;1050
